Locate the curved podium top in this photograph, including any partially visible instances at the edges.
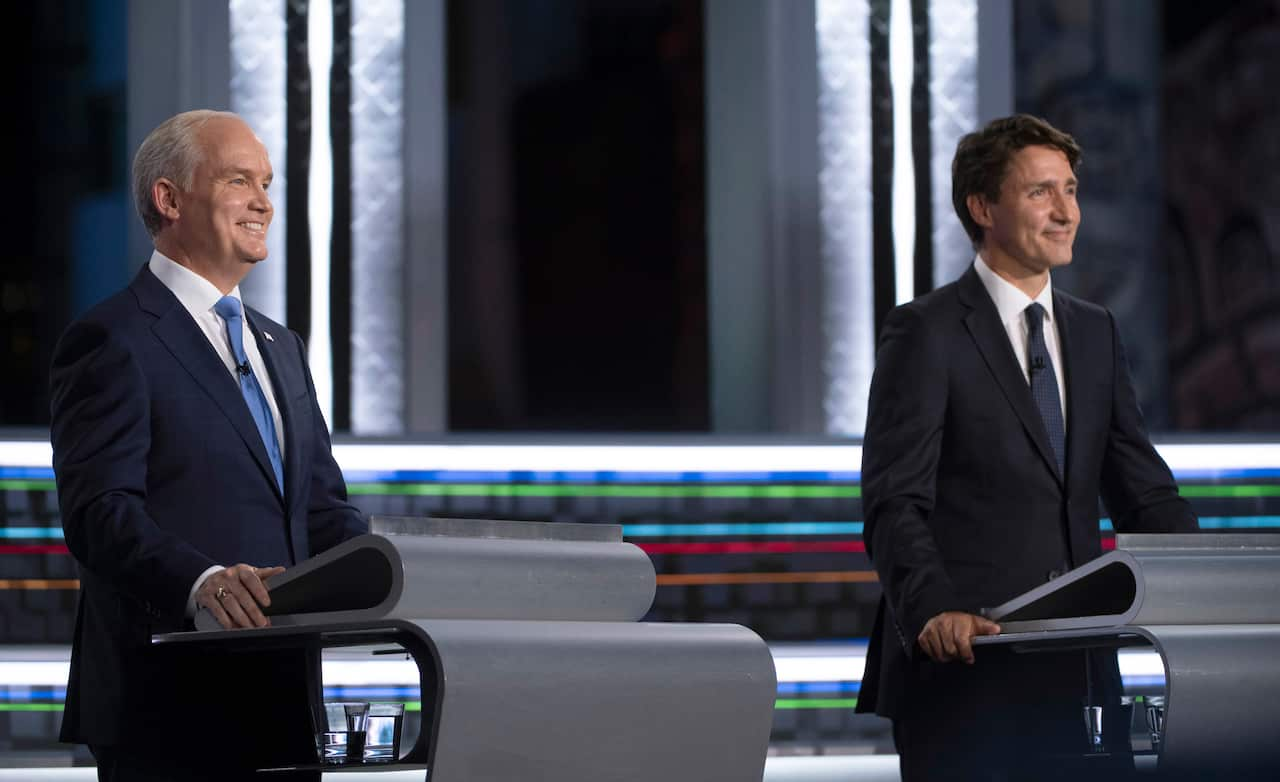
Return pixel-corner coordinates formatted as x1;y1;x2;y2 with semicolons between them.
196;517;657;631
980;533;1280;632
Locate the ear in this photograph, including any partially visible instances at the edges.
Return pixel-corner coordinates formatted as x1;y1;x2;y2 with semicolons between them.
152;178;182;223
966;193;994;231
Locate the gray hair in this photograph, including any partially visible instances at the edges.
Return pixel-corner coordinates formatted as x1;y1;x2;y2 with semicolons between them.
131;110;238;237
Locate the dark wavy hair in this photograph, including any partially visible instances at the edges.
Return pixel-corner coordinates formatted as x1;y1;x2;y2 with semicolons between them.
951;114;1082;249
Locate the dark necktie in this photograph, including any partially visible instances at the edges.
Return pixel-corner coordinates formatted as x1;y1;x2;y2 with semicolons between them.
1026;302;1065;477
214;296;285;492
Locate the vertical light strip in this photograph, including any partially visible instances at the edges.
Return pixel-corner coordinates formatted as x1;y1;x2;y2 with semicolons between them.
815;0;874;436
229;0;288;324
929;0;979;287
889;0;916;305
350;0;406;434
308;0;335;428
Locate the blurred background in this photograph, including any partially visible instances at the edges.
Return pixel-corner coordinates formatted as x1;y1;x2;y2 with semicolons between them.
3;0;1280;770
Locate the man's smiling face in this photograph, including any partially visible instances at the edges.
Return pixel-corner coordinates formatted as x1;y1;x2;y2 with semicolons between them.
169;116;274;284
971;144;1079;284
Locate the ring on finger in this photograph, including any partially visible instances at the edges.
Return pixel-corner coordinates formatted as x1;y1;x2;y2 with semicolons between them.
216;586;228;600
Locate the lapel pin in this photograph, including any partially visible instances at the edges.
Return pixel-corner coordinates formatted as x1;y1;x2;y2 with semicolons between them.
264;332;274;342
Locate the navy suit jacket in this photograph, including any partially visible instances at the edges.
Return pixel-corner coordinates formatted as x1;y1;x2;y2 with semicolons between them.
50;265;367;746
858;266;1197;719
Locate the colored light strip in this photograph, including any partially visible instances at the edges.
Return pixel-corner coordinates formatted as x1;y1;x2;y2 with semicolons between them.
777;681;861;695
638;541;865;555
0;466;55;480
348;483;859;499
0;479;56;491
0;528;64;540
0;703;63;712
775;697;859;710
657;571;876;586
624;522;863;537
1197;516;1280;529
0;545;69;555
0;687;66;700
342;469;862;484
0;580;79;590
324;686;418;700
1180;485;1280;498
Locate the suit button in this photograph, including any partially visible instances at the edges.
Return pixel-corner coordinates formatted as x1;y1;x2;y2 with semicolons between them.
1046;569;1062;582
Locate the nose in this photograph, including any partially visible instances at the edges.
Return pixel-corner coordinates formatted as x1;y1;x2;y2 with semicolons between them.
1049;190;1074;224
250;185;273;216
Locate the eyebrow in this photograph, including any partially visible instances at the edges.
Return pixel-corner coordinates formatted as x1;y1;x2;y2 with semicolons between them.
224;167;272;180
1030;177;1078;189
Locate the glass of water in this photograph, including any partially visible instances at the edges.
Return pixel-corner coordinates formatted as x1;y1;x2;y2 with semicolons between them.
316;702;369;765
364;702;406;762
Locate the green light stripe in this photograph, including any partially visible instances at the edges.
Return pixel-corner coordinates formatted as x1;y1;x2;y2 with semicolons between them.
348;484;859;499
0;480;57;491
1179;485;1280;498
0;704;64;712
773;698;858;710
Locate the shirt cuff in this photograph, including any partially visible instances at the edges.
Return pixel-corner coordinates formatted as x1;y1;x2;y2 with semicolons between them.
186;565;226;618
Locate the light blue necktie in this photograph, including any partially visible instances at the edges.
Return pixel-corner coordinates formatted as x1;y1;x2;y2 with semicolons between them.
214;296;284;493
1026;302;1066;477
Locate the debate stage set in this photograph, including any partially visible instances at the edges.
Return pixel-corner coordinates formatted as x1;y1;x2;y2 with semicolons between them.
1;435;1278;778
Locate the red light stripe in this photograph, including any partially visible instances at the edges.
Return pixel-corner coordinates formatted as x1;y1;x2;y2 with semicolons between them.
0;545;70;555
657;571;877;586
637;541;865;555
1101;537;1116;551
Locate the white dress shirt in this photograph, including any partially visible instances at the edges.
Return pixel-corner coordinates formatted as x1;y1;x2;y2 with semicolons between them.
147;250;287;616
972;255;1067;423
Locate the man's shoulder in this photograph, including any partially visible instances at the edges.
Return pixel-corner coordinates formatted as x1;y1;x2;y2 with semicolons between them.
60;283;150;343
1056;287;1107;312
1053;287;1114;333
886;278;967;327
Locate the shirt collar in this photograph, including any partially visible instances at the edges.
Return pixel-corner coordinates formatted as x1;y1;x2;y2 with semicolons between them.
973;254;1055;328
148;250;244;319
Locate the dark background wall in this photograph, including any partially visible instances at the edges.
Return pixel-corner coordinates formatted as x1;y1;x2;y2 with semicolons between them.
5;0;1280;434
3;0;129;429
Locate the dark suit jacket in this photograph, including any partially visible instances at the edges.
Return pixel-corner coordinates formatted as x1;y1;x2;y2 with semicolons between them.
49;265;367;747
857;266;1196;720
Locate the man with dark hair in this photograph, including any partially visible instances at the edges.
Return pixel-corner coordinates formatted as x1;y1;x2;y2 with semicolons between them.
858;114;1197;779
50;110;367;780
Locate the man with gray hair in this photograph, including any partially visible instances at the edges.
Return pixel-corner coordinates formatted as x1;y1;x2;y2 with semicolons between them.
50;110;366;779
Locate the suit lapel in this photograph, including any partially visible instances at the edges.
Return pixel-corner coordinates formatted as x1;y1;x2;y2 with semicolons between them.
132;267;282;500
957;268;1064;487
245;312;299;512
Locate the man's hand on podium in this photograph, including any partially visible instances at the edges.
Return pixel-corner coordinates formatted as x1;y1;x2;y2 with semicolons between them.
917;611;1001;664
196;563;287;629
